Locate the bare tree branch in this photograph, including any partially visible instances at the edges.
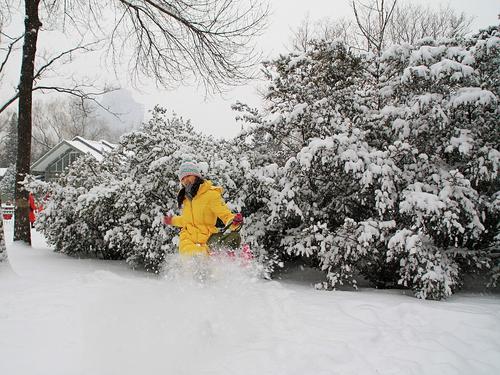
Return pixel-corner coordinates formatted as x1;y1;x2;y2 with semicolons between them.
1;40;113;115
106;0;269;94
0;93;17;114
0;33;23;75
33;40;103;82
293;0;474;54
352;0;397;53
388;3;473;44
0;81;118;115
289;16;356;52
32;84;118;114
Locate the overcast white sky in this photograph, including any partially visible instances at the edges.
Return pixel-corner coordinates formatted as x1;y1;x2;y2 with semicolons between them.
154;0;498;139
1;0;498;140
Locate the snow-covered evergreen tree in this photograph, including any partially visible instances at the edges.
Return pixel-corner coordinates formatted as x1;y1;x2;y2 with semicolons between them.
234;41;369;273
235;25;499;299
0;113;18;168
27;107;259;273
372;27;499;298
28;108;192;271
0;165;16;201
222;133;285;274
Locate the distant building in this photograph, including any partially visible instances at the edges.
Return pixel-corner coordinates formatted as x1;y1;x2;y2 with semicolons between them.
31;136;116;181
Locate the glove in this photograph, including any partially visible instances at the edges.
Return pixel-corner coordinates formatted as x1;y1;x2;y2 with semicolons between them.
232;213;243;226
163;215;173;225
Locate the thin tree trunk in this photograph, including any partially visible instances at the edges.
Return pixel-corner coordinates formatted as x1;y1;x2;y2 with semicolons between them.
0;198;7;263
14;0;42;244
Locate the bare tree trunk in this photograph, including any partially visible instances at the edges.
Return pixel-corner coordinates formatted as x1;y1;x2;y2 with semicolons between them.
352;0;397;54
0;198;7;263
14;0;41;245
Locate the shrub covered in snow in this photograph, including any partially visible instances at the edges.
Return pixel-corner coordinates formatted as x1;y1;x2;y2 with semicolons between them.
28;108;244;272
235;26;499;299
28;107;282;275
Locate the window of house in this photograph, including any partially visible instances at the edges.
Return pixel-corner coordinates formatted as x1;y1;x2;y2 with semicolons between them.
70;152;79;164
56;158;63;172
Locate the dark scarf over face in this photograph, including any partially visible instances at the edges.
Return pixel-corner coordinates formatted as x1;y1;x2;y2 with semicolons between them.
177;177;204;208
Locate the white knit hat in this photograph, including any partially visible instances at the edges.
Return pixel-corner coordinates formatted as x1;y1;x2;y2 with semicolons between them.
178;160;202;181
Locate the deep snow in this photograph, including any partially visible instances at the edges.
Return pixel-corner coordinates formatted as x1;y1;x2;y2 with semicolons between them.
1;222;499;375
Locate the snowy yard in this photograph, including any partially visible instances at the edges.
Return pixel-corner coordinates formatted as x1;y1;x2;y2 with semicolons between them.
1;222;499;375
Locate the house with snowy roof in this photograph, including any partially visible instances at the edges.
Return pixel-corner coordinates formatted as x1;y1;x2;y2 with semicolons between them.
31;136;116;181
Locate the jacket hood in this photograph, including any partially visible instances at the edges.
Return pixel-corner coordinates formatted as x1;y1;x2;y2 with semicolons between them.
198;180;223;195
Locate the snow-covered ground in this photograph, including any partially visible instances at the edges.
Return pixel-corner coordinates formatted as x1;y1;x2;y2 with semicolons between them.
1;221;499;375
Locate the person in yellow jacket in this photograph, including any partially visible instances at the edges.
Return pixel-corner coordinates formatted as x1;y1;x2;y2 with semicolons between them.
163;160;243;256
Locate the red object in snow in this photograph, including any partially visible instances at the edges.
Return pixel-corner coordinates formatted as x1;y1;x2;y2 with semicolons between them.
1;203;14;220
29;193;37;224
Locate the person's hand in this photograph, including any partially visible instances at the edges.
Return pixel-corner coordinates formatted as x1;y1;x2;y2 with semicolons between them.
232;213;243;226
163;215;173;225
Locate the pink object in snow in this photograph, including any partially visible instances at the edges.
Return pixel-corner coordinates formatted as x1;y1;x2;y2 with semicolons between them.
241;244;253;260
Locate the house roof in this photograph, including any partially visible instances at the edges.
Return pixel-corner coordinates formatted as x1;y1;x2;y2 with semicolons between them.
31;136;116;172
0;168;7;178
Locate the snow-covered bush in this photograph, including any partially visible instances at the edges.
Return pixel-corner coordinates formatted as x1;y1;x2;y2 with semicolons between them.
234;41;370;271
387;230;461;300
235;26;499;299
225;134;286;274
28;108;254;272
375;27;499;296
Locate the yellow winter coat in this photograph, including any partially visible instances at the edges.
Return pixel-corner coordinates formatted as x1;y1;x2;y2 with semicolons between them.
171;180;235;256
